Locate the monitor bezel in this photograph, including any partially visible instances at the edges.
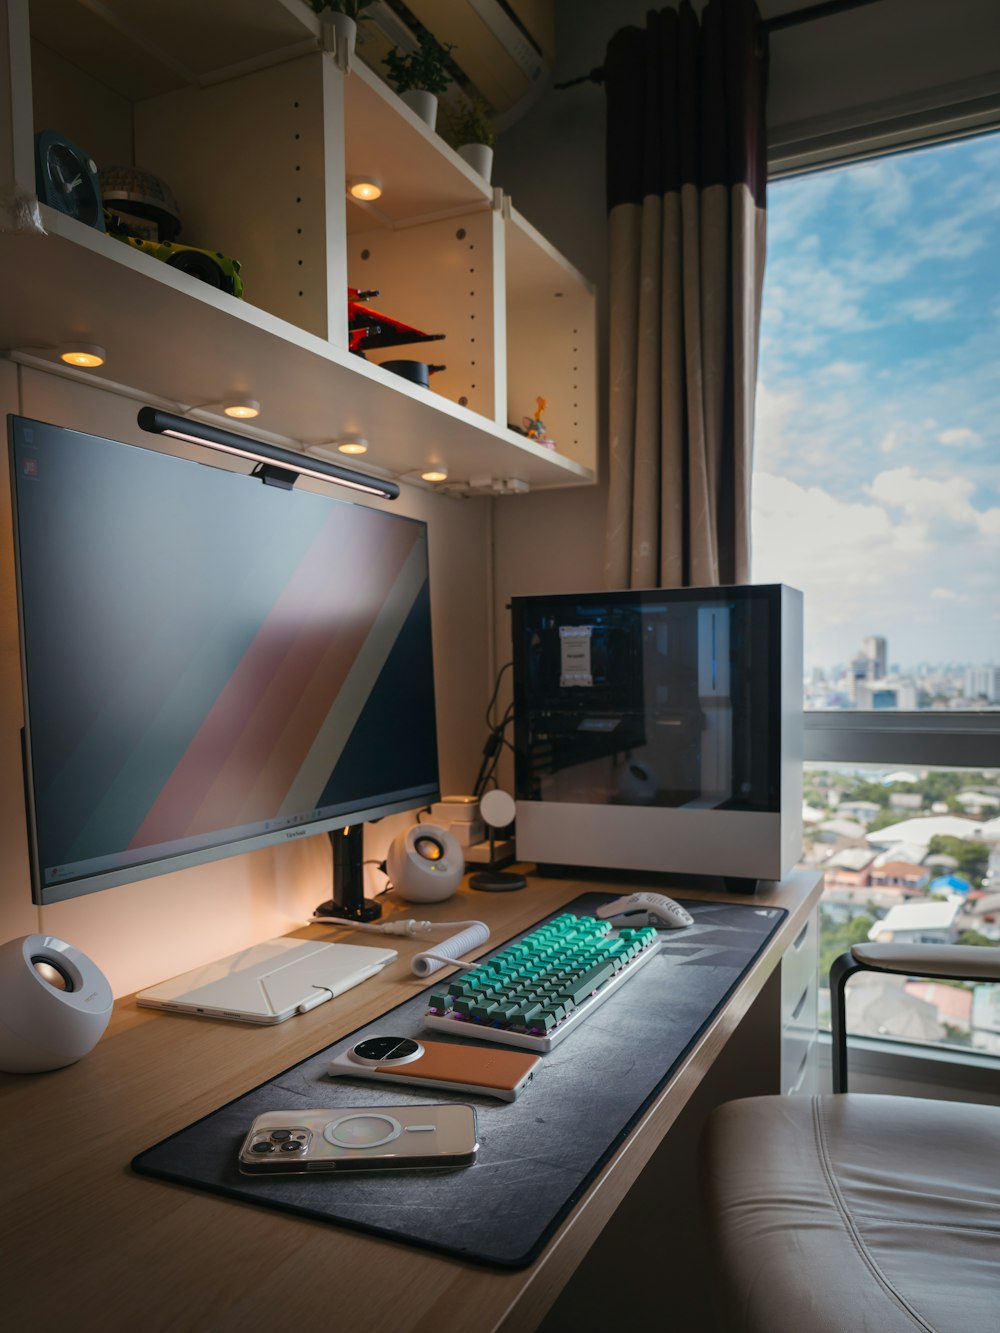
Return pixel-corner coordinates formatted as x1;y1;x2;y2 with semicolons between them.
9;415;440;906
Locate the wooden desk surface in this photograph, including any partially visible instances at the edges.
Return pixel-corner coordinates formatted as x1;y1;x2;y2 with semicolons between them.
1;870;820;1332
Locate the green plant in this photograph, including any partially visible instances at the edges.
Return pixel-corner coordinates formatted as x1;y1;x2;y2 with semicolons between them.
309;0;376;19
927;835;990;885
383;31;456;95
446;96;495;148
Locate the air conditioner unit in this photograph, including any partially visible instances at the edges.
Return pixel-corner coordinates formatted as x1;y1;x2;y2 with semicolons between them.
357;0;554;127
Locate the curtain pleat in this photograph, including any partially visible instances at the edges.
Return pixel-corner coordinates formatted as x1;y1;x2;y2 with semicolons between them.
605;204;642;589
604;0;768;592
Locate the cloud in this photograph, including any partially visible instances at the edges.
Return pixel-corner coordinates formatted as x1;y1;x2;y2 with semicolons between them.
756;133;1000;668
898;297;955;321
938;427;983;448
879;429;899;454
751;470;1000;667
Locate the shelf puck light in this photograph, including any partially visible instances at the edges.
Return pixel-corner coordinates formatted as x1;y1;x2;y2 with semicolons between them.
348;177;383;202
222;398;261;420
58;343;106;368
336;434;369;455
420;465;448;483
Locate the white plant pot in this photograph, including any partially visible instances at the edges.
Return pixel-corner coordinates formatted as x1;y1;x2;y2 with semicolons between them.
320;12;356;69
400;89;438;130
457;142;494;182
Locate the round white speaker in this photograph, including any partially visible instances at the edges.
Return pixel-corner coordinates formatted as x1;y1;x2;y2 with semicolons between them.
386;823;465;903
0;935;113;1073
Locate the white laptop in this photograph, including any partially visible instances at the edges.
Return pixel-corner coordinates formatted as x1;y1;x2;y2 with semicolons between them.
136;938;397;1025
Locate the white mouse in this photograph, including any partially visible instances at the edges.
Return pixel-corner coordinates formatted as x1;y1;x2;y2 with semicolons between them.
596;892;694;931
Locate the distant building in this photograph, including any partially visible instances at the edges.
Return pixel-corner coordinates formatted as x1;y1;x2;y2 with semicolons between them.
824;847;876;884
866;814;985;850
895;680;918;710
868;898;962;945
855;683;894;709
838;800;882;824
848;651;870;705
971;987;1000;1056
863;635;888;679
816;818;867;843
873;842;927;867
889;791;923;812
868;861;930;891
845;973;944;1042
955;791;1000;814
923;852;960;870
905;981;972;1031
964;665;1000;703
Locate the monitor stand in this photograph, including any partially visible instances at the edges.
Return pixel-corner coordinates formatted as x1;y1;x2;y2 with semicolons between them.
313;825;383;923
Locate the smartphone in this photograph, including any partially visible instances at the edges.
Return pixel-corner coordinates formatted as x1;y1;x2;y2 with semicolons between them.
327;1035;540;1102
238;1103;478;1175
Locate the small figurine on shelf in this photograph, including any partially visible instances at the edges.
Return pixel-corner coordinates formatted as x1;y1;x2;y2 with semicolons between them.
522;397;556;449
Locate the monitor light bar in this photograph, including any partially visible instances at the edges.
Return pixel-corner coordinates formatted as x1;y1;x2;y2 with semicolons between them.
136;407;399;500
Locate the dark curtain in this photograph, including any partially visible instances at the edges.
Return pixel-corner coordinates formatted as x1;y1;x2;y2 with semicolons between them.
603;0;768;589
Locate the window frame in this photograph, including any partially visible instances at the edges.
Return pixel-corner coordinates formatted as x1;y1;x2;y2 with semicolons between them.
805;712;1000;768
762;121;1000;1085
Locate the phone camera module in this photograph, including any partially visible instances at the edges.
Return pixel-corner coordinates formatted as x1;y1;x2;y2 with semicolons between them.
353;1036;420;1063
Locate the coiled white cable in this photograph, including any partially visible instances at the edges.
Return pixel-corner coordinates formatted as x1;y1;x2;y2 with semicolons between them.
409;921;490;978
309;915;490;977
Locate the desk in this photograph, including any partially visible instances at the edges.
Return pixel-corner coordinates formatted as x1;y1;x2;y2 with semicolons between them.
1;869;820;1332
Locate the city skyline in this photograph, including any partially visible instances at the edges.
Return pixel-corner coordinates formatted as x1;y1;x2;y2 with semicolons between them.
751;132;1000;668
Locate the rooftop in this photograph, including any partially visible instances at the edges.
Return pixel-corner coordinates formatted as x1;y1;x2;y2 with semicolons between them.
869;899;962;936
866;815;986;848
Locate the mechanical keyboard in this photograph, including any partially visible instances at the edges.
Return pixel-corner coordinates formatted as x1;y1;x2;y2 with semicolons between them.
423;912;661;1052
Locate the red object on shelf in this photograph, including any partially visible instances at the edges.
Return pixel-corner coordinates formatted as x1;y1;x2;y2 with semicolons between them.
347;287;445;352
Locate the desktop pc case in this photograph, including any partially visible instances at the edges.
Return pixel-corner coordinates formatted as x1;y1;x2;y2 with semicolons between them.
511;585;803;891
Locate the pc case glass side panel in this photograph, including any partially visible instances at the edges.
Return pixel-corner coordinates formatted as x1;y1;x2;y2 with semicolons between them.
9;415;439;903
512;587;782;816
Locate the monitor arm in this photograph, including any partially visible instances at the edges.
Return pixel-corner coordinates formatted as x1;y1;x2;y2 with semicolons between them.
313;825;382;923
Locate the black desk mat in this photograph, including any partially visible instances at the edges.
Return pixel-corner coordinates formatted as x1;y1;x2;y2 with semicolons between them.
132;893;786;1268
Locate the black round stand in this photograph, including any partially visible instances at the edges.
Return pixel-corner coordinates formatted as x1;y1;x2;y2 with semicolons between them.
469;868;527;892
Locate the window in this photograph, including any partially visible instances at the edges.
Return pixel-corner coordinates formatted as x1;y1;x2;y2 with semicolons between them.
754;132;1000;700
806;761;1000;1055
754;133;1000;1060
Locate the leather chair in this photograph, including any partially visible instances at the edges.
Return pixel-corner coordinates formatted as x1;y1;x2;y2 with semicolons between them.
702;943;1000;1332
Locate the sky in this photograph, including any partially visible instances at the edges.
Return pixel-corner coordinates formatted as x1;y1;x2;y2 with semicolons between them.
751;132;1000;673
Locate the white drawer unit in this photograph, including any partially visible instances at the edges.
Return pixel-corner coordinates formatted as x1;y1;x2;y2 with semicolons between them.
780;906;819;1095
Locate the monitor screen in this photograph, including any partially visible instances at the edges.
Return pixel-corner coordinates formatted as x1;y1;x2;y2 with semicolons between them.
9;415;440;904
512;587;781;815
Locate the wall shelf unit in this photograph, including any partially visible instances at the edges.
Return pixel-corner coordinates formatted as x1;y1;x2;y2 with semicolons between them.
1;0;597;493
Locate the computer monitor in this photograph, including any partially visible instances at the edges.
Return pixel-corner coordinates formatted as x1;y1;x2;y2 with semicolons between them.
511;585;802;892
8;415;440;907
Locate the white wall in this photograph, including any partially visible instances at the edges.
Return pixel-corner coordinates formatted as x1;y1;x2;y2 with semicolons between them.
0;365;491;995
